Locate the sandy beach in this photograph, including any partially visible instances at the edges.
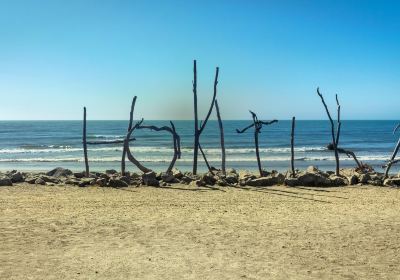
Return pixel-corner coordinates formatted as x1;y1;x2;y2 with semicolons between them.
1;184;399;279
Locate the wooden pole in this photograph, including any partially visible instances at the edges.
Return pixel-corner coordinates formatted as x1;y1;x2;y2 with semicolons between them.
83;107;89;177
192;60;199;175
215;99;226;175
290;116;296;177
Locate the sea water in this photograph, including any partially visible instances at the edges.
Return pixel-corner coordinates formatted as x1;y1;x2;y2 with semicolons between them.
0;120;398;173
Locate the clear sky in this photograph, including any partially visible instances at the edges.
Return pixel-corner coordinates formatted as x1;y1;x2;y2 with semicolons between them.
0;0;399;120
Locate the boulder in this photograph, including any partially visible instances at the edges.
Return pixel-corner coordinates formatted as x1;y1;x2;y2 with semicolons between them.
74;172;86;179
142;171;159;187
0;177;13;186
201;173;217;185
296;172;331;186
284;177;299;187
25;177;38;184
95;178;108;187
247;176;279;187
35;178;46;185
106;169;118;175
171;168;183;179
108;178;129;188
347;174;359;185
46;167;73;177
306;166;320;173
118;176;131;185
224;174;238;185
160;172;178;183
329;175;348;186
78;178;95;187
10;172;24;183
359;173;371;184
384;178;400;187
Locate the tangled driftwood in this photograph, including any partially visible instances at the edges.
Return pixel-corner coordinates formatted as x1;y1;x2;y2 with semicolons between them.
237;111;278;176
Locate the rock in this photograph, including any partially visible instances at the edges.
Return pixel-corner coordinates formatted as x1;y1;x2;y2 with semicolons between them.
180;175;193;184
201;173;217;185
306;166;320;173
106;169;118;175
118;176;130;185
359;173;371;184
108;178;129;188
25;177;38;184
226;168;237;174
46;167;73;177
10;171;24;183
296;172;331;186
171;168;183;179
195;180;206;187
284;177;299;187
224;174;238;185
160;172;178;183
0;177;13;186
347;175;359;185
74;172;86;179
384;178;400;186
142;171;159;187
329;175;348;186
247;176;279;187
40;175;60;184
95;178;107;187
216;179;228;186
65;179;80;186
35;178;46;185
78;178;95;187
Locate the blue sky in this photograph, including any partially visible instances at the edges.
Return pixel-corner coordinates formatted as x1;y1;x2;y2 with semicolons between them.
0;0;399;120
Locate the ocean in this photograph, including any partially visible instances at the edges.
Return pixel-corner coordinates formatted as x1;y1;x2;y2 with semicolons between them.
0;120;398;174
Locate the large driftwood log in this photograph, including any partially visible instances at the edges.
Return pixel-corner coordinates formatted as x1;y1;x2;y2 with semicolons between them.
215;99;226;175
236;110;278;176
317;88;340;175
384;123;400;178
290;116;296;177
192;60;219;175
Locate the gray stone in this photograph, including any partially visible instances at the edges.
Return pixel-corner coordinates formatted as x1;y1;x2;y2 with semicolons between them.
25;177;38;184
247;176;279;187
35;178;46;185
201;173;217;185
0;177;13;186
329;175;348;186
78;178;95;187
306;166;320;173
297;172;331;186
108;178;129;188
118;176;130;185
46;167;73;177
172;168;183;179
284;177;299;187
106;169;118;175
74;172;86;179
348;175;359;185
224;174;238;185
10;171;24;183
180;175;193;184
160;172;178;183
142;171;159;187
359;173;371;184
95;178;107;187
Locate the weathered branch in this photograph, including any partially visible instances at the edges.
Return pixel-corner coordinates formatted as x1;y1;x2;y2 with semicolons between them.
192;60;219;175
215;99;226;175
290;116;296;177
83;107;89;177
384;123;400;178
199;143;214;174
199;67;219;133
122;96;137;175
236;111;278;177
317;87;340;176
335;94;341;146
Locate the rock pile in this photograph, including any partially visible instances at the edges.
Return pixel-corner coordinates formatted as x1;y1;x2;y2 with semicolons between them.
0;166;398;188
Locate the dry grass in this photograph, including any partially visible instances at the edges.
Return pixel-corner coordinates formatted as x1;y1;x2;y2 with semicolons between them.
1;184;400;279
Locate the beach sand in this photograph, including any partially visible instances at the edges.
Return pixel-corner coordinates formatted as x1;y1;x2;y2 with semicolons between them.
1;184;400;279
